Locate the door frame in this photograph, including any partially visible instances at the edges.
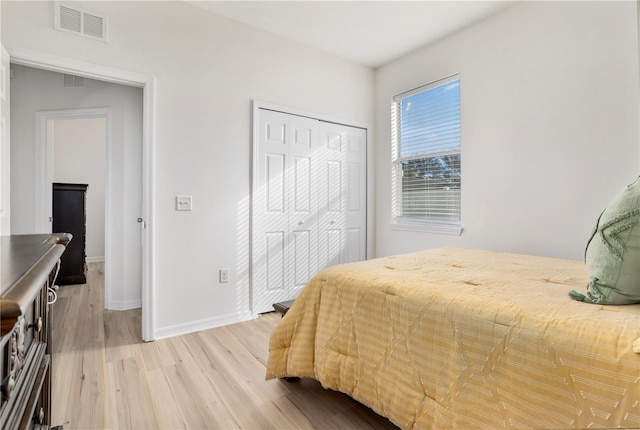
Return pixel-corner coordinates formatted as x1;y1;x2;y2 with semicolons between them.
0;46;10;235
36;108;115;300
250;100;371;317
9;47;156;341
35;107;111;235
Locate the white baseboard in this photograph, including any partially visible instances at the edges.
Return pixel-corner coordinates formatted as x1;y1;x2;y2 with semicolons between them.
154;311;255;340
106;299;142;311
86;256;105;263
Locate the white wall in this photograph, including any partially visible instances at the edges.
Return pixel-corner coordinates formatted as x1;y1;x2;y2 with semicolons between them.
2;1;375;336
52;117;106;261
375;1;640;260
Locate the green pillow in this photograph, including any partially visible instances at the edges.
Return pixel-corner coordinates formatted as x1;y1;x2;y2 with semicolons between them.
570;177;640;305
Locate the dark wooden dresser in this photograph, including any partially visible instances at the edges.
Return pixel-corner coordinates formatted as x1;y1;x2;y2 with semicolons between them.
0;233;70;429
52;183;87;285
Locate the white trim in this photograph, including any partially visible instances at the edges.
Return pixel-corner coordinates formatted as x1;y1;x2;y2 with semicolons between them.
86;256;105;263
0;47;9;236
393;73;459;101
9;48;156;341
390;221;463;236
154;311;254;341
253;100;369;131
9;48;146;87
107;299;142;311
142;78;155;341
250;104;259;316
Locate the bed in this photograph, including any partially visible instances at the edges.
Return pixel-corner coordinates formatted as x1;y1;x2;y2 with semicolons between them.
266;248;640;429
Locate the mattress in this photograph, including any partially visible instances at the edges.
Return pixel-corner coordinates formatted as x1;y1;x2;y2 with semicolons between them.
266;248;640;429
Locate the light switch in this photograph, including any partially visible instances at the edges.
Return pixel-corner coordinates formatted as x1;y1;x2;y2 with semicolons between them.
176;195;192;211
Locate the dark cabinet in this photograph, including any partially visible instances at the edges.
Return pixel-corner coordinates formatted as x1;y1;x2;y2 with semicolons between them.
52;183;88;285
0;234;69;429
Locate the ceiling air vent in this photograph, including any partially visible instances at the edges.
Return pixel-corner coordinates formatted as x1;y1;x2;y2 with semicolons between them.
54;2;107;42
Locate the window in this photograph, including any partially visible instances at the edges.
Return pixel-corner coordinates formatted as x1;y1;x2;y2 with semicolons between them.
391;75;461;233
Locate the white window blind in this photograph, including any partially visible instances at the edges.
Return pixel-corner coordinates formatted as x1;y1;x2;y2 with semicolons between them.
392;75;461;231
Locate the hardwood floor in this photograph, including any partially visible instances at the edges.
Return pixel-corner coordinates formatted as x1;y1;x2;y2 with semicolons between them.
51;263;399;429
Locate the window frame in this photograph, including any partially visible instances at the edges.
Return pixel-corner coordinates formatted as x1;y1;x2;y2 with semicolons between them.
391;74;462;235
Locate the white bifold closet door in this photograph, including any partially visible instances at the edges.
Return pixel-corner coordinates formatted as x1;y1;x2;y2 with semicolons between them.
318;121;367;270
252;108;366;314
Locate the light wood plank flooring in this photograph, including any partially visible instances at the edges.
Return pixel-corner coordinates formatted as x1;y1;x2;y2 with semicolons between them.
51;262;398;429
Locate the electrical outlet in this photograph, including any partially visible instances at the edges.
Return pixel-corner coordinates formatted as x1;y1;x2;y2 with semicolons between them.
219;269;229;283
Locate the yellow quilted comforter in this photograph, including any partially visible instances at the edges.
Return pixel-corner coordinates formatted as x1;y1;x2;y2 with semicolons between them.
266;248;640;429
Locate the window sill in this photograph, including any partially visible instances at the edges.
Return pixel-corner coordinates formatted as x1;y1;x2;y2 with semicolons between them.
390;221;463;236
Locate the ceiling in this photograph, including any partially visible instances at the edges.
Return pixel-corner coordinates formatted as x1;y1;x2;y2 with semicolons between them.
187;1;515;69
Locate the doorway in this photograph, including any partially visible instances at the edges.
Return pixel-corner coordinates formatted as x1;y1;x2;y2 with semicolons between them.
33;104;141;314
34;106;140;311
51;117;106;264
7;51;155;341
43;114;107;265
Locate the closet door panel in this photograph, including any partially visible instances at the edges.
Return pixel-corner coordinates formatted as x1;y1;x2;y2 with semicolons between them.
347;162;362;212
318;122;366;267
344;127;367;264
292;230;311;286
254;110;291;311
323;228;342;269
289;115;318;294
325;161;342;213
292;156;311;213
266;154;286;213
289;116;318;221
265;231;285;291
260;151;288;295
318;123;344;269
346;228;362;263
326;131;341;151
290;155;315;290
292;124;313;149
265;118;287;145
